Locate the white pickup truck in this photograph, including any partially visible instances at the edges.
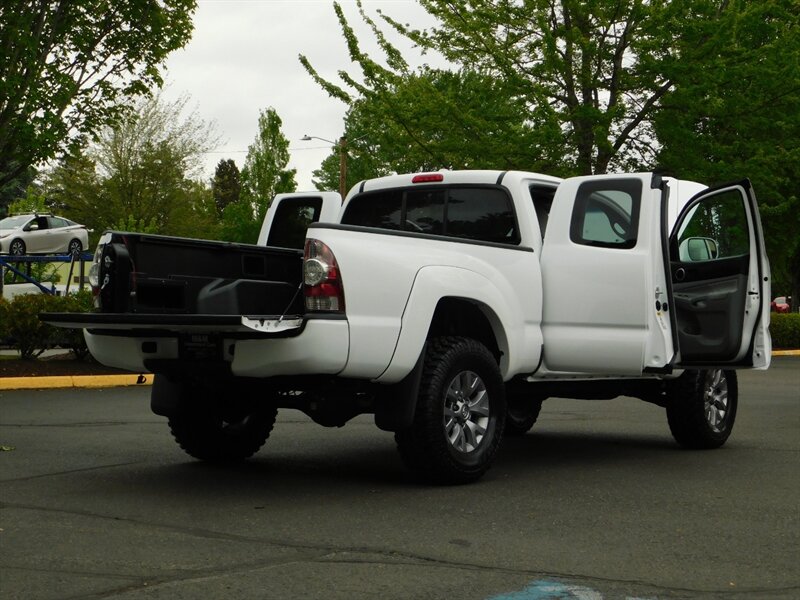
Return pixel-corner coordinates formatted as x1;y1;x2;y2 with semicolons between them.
44;170;771;483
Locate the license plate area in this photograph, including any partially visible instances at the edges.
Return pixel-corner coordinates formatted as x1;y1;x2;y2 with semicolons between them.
179;334;223;361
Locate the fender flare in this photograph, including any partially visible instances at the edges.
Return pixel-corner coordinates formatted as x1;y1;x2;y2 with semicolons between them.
376;265;525;384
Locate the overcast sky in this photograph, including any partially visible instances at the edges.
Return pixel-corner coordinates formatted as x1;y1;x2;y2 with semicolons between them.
161;0;445;190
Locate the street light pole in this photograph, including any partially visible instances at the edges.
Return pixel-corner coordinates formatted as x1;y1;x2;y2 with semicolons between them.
301;134;348;199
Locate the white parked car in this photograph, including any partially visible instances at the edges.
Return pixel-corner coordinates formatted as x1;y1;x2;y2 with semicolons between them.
0;213;89;256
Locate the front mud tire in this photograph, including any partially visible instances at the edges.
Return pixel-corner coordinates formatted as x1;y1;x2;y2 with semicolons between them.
395;336;506;485
666;369;738;449
505;394;543;436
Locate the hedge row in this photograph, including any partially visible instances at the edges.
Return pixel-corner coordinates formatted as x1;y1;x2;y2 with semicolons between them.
0;291;93;359
770;313;800;350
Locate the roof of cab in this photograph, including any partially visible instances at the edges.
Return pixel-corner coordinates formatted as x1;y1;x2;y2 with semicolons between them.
352;169;563;198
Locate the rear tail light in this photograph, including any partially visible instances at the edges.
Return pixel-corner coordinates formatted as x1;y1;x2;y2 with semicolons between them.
303;239;345;313
88;243;105;292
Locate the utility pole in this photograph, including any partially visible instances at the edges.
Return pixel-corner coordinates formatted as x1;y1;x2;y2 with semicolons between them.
338;136;347;200
301;134;364;199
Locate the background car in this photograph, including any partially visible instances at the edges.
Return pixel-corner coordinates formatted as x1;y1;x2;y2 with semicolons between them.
0;213;89;256
771;296;791;313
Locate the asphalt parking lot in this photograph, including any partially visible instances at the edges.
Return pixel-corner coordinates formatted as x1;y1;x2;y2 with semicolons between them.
1;357;798;599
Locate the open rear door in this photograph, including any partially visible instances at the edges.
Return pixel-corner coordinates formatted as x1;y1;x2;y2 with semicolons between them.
668;179;771;369
257;192;342;248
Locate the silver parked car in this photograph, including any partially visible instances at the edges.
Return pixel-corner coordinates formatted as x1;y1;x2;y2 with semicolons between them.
0;213;90;255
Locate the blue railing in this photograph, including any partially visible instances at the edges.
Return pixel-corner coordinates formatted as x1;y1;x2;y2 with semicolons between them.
0;253;93;295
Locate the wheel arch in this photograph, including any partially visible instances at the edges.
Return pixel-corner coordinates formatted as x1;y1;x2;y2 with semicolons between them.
375;266;520;384
427;297;504;363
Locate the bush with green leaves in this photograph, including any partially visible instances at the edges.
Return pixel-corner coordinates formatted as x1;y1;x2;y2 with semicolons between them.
2;291;93;359
0;296;9;342
770;313;800;350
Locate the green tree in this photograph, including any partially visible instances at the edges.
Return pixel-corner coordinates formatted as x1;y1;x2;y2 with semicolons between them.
112;214;160;235
654;0;800;307
311;68;558;190
301;0;699;176
45;93;219;244
0;167;36;218
0;0;197;201
221;108;296;243
212;159;241;216
7;185;49;214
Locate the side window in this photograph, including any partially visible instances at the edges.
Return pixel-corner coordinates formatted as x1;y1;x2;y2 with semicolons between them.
447;188;518;244
266;197;323;249
675;190;749;262
405;190;444;234
341;190;403;230
570;179;641;249
48;217;68;228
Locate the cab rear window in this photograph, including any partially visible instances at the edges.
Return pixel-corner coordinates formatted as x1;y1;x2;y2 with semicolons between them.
341;186;519;245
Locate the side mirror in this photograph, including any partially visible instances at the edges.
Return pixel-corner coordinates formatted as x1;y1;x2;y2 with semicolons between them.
24;222;39;232
679;237;719;262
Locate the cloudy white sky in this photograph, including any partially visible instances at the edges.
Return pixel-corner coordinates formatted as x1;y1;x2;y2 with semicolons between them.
161;0;445;190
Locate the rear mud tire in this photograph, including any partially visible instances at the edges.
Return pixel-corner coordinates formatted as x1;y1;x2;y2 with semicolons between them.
395;336;506;485
168;390;277;461
666;369;737;449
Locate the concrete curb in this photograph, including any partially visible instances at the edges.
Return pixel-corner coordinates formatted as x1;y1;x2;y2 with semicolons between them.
0;374;153;391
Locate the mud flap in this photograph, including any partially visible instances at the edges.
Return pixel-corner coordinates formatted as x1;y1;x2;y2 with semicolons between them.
374;344;426;432
150;375;186;417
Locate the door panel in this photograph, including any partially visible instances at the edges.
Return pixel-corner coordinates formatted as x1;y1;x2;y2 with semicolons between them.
672;271;747;360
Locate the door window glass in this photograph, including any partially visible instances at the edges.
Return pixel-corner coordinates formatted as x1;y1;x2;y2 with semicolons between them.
570;180;641;249
266;197;323;249
676;190;749;262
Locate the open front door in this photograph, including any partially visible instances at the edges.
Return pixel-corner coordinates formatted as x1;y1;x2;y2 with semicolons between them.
668;180;771;369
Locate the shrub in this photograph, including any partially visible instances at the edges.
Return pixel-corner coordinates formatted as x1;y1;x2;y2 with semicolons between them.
60;290;93;359
0;296;9;343
770;313;800;349
6;293;59;359
3;291;94;359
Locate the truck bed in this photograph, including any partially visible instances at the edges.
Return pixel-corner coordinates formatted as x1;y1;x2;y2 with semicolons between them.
42;232;306;335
